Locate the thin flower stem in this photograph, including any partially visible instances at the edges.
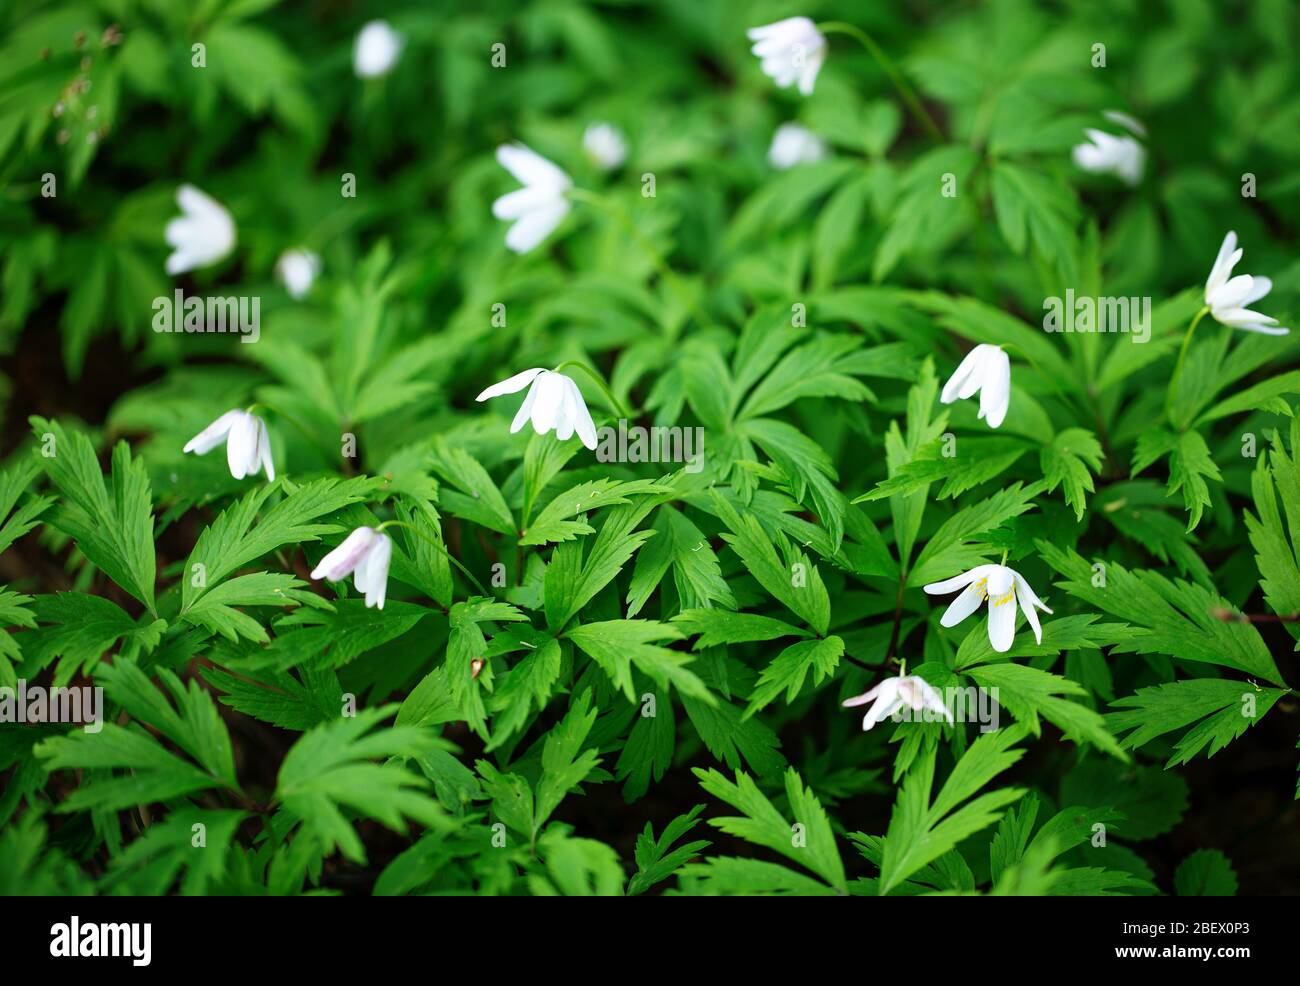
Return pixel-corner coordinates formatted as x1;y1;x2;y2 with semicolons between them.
552;359;632;419
566;187;708;333
997;342;1091;420
1000;549;1008;566
375;520;490;596
817;22;942;143
1165;305;1211;424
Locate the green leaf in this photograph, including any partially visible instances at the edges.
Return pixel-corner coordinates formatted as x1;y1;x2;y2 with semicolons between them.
1174;849;1239;896
31;418;157;611
744;636;843;717
566;619;712;704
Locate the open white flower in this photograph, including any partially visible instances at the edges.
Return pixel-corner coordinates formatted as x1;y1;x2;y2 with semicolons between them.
165;185;235;276
311;526;392;609
924;564;1052;653
493;143;572;254
476;368;597;450
1072;111;1146;186
747;17;826;95
354;20;402;78
583;123;627;171
183;409;275;481
1204;231;1289;335
843;674;953;730
276;248;320;299
768;122;827;169
940;343;1011;428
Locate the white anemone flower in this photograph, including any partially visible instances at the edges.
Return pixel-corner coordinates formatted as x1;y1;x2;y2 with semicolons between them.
747;17;827;95
476;368;598;450
183;409;275;481
1204;231;1289;335
924;564;1052;653
492;143;573;254
354;20;402;78
843;674;953;730
583;123;627;171
311;526;392;609
165;185;235;276
1072;111;1146;186
939;343;1011;428
275;248;321;300
768;122;827;169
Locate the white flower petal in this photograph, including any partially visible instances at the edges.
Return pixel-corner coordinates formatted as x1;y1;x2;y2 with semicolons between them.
940;581;986;627
1205;231;1240;300
226;412;259;480
504;198;570;253
183;409;243;455
477;368;546;402
924;564;992;596
312;527;377;582
978;346;1011;428
987;591;1017;652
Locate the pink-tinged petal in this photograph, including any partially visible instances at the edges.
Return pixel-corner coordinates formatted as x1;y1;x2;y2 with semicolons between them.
184;409;243;455
843;682;884;707
477;368;545;402
311;527;377;582
356;532;392;609
913;678;954;723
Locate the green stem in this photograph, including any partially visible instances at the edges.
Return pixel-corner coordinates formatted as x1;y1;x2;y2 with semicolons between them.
817;22;942;143
246;401;336;465
375;520;490;597
567;187;707;334
1165;306;1211;425
553;360;632;419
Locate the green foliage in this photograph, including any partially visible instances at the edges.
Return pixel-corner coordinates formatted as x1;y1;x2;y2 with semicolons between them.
1;0;1295;897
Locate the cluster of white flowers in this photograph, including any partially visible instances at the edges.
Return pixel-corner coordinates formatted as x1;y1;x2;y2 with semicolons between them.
169;13;1293;703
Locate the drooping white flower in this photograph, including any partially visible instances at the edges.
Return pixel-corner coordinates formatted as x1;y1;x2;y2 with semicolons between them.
476;368;597;450
165;185;235;276
354;20;402;78
747;17;827;96
768;122;827;169
1204;231;1289;335
275;248;321;300
843;674;953;730
924;564;1052;653
583;123;627;171
492;143;573;254
183;409;275;481
1072;111;1146;186
311;526;392;609
940;343;1011;428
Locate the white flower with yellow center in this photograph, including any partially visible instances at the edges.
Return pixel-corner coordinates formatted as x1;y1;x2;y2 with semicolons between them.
923;563;1051;653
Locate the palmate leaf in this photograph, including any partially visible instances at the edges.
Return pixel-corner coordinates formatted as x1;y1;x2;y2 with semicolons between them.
876;724;1028;895
710;490;830;635
1041;427;1103;520
523;478;668;545
626;506;735;616
180;476;377;614
99;807;247;895
1174;849;1239;896
0;587;36;689
1245;419;1300;635
1107;678;1286;767
31;417;156;611
24;593;166;688
744;635;843;717
1037;542;1284;685
0;457;51;558
545;500;658;631
566;619;712;704
274;705;449;864
694;766;846;894
36;660;238;813
681;694;785;777
627;804;711;895
1131;427;1221;532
